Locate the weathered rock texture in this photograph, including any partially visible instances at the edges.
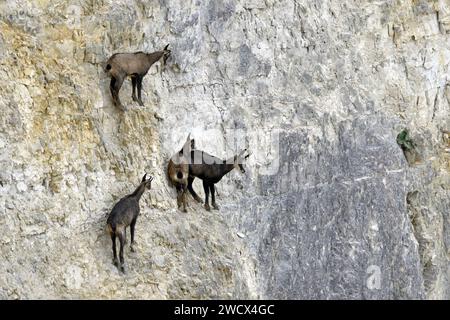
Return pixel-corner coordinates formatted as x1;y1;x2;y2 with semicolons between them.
0;0;449;299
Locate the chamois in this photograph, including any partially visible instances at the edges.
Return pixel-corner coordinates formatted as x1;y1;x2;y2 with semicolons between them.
167;134;200;212
106;173;153;273
188;149;250;211
105;44;171;110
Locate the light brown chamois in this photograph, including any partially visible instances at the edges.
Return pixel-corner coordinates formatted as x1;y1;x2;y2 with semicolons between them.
106;173;153;273
105;44;171;110
167;134;200;212
188;149;250;211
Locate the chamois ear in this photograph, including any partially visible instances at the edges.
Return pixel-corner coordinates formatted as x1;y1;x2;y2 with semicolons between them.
245;151;251;159
164;44;169;51
142;173;147;183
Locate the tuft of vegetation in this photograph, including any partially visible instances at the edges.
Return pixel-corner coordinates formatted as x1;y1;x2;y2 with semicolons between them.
397;129;416;151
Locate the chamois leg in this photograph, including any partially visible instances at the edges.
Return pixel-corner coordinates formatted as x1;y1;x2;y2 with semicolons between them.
176;184;187;212
131;76;138;102
176;184;183;209
136;76;144;106
176;185;181;208
109;77;117;105
210;184;219;210
110;76;125;111
181;184;187;212
117;230;126;273
111;233;119;267
130;218;138;252
188;176;202;203
203;180;211;211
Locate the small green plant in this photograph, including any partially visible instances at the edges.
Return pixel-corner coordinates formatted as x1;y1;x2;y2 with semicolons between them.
396;129;416;151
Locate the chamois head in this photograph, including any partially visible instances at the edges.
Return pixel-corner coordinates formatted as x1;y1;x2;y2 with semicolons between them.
234;149;251;173
141;173;154;190
162;44;171;65
169;134;194;182
167;134;196;212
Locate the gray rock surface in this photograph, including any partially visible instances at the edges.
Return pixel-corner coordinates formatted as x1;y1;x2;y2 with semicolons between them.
0;0;449;299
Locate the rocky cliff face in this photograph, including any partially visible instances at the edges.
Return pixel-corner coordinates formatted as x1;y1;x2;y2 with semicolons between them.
0;0;449;299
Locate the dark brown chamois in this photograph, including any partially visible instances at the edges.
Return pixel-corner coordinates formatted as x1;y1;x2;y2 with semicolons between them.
105;44;171;110
106;173;153;273
167;134;200;212
188;149;250;211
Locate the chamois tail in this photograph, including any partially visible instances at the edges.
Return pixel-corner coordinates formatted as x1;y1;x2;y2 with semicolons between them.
105;64;112;73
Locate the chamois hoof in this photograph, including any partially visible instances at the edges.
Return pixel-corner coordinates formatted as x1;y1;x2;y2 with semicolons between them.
116;105;127;112
138;100;144;107
130;246;136;253
212;203;220;210
154;113;164;121
120;265;126;274
113;259;119;267
204;204;211;211
132;95;138;102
